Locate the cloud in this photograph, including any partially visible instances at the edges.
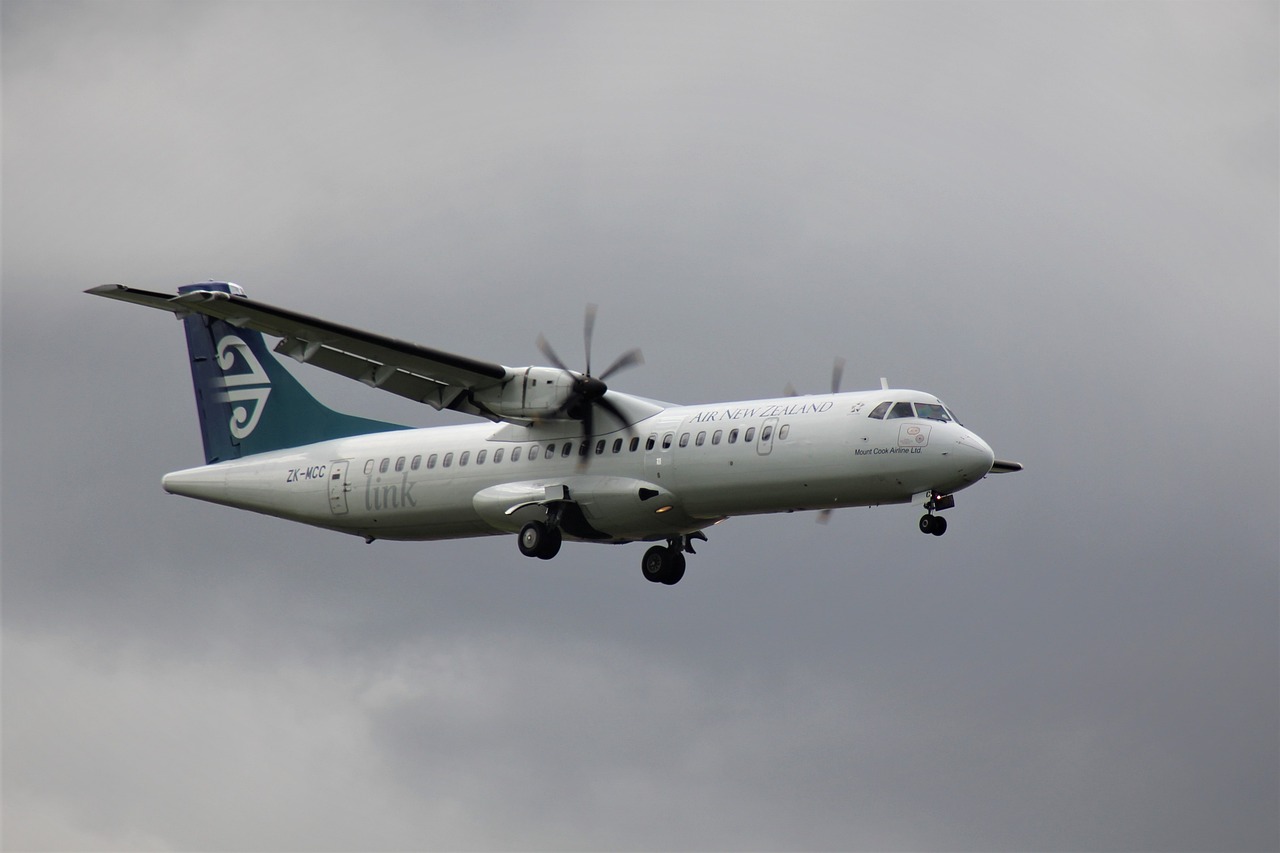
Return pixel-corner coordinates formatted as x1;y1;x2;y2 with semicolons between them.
4;2;1277;851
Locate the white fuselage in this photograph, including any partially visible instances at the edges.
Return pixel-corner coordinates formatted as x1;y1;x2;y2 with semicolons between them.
161;388;996;544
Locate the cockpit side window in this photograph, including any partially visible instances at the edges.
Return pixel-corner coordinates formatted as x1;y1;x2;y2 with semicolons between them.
868;401;891;419
915;403;950;422
888;401;915;419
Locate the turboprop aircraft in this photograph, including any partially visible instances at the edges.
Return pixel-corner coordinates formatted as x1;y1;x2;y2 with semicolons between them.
88;282;1022;586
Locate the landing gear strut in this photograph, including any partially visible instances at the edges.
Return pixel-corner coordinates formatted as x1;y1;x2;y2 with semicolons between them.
518;520;562;559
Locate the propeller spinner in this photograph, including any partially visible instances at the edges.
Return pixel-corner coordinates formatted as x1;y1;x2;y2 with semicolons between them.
536;304;643;457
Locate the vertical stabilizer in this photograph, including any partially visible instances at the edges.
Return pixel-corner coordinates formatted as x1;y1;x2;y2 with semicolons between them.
175;283;407;463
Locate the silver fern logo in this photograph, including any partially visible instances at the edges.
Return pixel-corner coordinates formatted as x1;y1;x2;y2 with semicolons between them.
214;335;271;439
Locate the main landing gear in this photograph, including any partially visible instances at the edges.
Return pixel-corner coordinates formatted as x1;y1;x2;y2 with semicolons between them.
517;519;704;586
642;544;686;585
641;533;705;586
518;520;562;560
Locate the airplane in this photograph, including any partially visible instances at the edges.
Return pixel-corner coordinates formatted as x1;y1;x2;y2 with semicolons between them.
88;282;1022;586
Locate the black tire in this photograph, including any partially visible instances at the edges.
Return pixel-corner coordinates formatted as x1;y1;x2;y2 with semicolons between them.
642;545;669;583
537;526;563;559
931;516;948;537
660;551;686;585
519;521;550;558
919;514;935;535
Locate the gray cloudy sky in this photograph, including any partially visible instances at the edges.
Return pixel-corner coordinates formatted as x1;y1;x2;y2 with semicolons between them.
3;2;1277;850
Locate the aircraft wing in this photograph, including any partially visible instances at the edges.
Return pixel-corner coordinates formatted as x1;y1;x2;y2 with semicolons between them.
88;284;512;417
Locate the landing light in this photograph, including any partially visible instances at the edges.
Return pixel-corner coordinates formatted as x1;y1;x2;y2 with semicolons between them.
655;505;673;514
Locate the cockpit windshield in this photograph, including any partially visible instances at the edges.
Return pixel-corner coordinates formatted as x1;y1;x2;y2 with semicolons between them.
914;403;951;422
867;401;956;422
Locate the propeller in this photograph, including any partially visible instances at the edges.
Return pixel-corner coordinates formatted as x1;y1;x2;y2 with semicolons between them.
536;304;643;463
785;356;847;397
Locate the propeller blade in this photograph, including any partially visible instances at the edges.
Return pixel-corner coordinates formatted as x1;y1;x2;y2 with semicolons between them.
816;509;833;525
598;347;644;382
537;334;570;373
831;357;846;395
594;394;634;435
584;396;596;433
783;382;799;397
583;303;598;376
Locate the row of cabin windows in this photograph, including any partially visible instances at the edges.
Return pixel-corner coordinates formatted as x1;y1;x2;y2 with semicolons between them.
362;423;793;476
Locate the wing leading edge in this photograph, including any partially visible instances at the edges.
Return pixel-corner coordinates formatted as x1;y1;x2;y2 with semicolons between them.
87;284;667;429
90;284;513;419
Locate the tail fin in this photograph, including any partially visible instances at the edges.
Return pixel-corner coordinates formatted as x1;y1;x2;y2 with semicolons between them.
176;283;407;463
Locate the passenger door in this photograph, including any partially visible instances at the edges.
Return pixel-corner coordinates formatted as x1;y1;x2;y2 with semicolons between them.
328;460;350;515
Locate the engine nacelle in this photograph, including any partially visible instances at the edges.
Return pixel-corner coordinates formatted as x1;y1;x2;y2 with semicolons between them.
473;366;579;422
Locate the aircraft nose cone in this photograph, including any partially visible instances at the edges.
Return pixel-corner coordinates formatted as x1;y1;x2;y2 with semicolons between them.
955;432;995;481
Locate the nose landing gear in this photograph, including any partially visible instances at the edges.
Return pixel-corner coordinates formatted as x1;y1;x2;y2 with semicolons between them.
918;491;954;536
919;513;948;536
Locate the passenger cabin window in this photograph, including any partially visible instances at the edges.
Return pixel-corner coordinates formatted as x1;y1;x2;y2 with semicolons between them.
761;425;773;442
529;445;540;460
662;434;674;450
511;446;522;462
629;437;640;452
696;431;706;446
379;458;390;474
476;450;487;464
442;452;453;468
778;424;790;440
493;448;504;463
728;429;739;444
364;460;374;475
888;402;915;419
868;402;891;419
596;439;606;455
744;427;755;443
395;456;405;472
459;451;470;466
679;433;690;448
561;442;573;457
712;430;723;445
411;455;422;471
613;438;624;453
427;453;438;469
646;435;656;451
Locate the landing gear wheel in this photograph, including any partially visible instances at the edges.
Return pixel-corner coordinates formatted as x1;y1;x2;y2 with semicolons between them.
642;546;668;583
642;545;686;585
919;514;948;536
518;521;562;559
661;551;686;585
